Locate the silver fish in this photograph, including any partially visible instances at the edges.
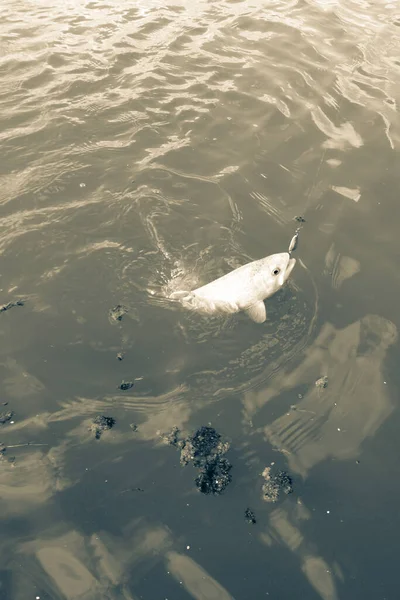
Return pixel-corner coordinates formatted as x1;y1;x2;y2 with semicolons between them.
171;252;296;323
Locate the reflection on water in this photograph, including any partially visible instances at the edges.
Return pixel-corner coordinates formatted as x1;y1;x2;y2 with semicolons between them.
0;450;55;511
267;506;340;600
166;551;235;600
0;0;399;597
244;314;397;474
324;243;360;289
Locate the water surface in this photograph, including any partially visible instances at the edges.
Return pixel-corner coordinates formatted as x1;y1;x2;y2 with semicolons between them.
1;1;400;598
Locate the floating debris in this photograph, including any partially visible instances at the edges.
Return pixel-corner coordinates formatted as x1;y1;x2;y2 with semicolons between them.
162;425;181;446
0;411;14;424
116;352;124;361
130;423;138;432
294;216;306;223
0;444;15;465
0;300;25;313
120;487;144;494
164;426;232;495
4;442;48;449
109;304;128;322
89;415;115;439
245;508;257;524
315;376;328;389
262;467;293;503
118;380;134;391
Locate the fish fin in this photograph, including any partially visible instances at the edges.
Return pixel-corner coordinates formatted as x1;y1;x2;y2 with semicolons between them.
245;301;267;323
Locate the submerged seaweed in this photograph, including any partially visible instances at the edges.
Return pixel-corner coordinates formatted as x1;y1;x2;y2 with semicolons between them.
89;415;116;439
164;426;232;495
262;467;293;503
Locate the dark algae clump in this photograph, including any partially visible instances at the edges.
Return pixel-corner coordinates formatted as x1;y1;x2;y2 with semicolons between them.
0;299;25;313
0;411;13;424
262;467;293;503
164;426;232;495
195;455;232;495
0;443;14;465
179;426;230;466
315;376;328;389
89;415;116;439
0;442;6;460
245;508;257;524
118;380;134;391
109;304;128;322
162;425;180;446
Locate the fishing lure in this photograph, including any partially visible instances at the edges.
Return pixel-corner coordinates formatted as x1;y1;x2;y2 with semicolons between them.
288;229;299;254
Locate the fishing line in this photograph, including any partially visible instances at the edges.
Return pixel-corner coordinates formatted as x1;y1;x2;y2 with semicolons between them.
285;40;373;339
286;50;364;256
295;21;382;235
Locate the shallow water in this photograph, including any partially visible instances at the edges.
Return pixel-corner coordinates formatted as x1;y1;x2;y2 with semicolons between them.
1;0;400;598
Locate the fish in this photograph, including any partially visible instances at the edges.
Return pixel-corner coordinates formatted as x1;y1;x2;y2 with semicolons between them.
170;252;296;323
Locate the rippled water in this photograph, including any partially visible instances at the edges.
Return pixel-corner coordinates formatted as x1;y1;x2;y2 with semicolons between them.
1;0;399;598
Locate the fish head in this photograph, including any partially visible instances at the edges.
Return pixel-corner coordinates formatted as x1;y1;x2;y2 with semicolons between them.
261;252;296;296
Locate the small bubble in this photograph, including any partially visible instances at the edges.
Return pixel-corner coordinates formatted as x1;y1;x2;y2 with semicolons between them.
79;182;86;188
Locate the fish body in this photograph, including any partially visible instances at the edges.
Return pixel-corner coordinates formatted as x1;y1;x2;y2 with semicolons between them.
172;252;296;323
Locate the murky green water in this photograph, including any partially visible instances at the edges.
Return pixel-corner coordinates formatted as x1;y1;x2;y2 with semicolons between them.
1;1;399;598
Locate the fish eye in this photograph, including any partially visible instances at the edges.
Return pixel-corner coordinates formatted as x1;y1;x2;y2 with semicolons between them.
272;268;280;276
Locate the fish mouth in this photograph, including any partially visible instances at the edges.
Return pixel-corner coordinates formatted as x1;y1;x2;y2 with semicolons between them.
285;257;296;280
277;253;295;286
279;254;296;285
